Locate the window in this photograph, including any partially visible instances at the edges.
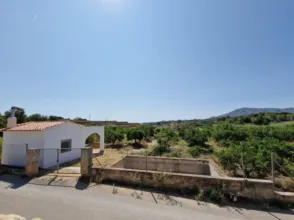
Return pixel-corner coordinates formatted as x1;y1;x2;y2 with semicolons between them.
61;139;72;153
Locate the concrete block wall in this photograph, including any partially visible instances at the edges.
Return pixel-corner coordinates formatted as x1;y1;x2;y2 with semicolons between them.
25;149;40;177
113;156;211;175
91;167;275;200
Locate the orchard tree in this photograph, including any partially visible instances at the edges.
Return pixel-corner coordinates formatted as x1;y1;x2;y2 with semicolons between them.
184;128;208;147
48;115;64;121
0;114;6;128
27;114;48;121
4;107;27;124
105;127;124;145
127;129;144;143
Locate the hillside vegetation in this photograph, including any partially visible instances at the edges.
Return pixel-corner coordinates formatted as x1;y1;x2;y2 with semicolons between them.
216;107;294;118
105;113;294;179
1;107;294;180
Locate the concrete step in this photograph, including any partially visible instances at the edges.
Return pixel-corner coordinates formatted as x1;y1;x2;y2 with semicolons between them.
274;191;294;203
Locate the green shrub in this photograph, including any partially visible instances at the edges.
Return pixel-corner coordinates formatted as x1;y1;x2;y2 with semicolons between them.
188;147;201;158
216;138;294;178
168;151;181;158
188;146;214;158
149;144;170;156
155;128;179;144
183;128;208;147
207;189;223;204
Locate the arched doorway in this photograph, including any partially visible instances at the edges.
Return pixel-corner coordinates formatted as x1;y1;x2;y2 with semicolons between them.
85;133;100;150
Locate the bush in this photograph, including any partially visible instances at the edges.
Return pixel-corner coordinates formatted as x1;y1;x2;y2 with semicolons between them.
105;127;124;145
149;144;170;156
188;145;214;158
216;138;294;178
155;128;179;144
188;147;201;158
183;128;208;147
127;129;144;142
207;189;223;204
168;151;182;158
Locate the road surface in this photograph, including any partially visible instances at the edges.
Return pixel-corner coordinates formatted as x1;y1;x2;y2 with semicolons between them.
0;175;293;220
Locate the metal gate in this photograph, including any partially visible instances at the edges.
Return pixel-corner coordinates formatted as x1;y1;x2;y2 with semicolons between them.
39;147;84;174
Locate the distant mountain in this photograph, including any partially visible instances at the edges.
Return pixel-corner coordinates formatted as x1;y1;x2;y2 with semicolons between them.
216;107;294;118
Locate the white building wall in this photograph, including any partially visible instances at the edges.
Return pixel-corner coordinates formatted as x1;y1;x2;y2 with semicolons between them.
43;122;85;168
1;131;44;167
1;122;104;169
82;126;105;151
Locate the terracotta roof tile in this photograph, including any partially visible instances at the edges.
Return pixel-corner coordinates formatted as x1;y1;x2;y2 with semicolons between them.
0;121;67;132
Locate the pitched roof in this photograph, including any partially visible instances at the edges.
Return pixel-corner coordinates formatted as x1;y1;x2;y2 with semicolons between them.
0;121;67;132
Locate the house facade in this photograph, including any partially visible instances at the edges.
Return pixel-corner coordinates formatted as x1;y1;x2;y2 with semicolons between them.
1;119;104;168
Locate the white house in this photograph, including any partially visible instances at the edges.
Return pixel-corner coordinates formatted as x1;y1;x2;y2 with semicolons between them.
0;115;104;169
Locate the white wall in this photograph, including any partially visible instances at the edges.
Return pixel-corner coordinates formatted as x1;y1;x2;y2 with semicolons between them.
43;122;85;168
82;126;105;151
1;131;44;167
1;122;105;169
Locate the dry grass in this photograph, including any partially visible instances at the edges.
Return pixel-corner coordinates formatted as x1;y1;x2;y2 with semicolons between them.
275;177;294;192
207;139;221;152
93;148;129;167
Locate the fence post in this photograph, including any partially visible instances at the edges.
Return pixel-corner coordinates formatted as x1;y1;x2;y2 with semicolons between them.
271;152;275;183
145;151;148;172
81;147;93;177
25;148;40;177
57;149;60;174
241;152;245;179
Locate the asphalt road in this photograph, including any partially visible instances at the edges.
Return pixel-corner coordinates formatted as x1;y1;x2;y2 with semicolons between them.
0;175;293;220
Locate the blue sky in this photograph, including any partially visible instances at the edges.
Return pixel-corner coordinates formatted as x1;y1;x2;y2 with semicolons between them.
0;0;293;122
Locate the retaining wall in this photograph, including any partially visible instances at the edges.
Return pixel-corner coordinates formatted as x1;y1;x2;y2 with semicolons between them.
91;167;275;200
111;156;211;175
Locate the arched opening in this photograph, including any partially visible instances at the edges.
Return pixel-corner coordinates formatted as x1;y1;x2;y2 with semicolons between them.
85;133;100;150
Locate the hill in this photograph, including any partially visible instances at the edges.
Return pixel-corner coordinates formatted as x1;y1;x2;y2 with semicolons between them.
216;107;294;118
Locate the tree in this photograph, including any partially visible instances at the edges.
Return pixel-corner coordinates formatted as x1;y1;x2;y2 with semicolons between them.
127;129;144;143
149;144;170;156
48;115;64;121
85;133;99;145
216;138;294;178
155;128;179;144
184;128;208;147
27;114;48;121
4;107;27;124
188;147;201;158
139;125;154;140
74;117;87;121
0;114;6;128
105;127;124;145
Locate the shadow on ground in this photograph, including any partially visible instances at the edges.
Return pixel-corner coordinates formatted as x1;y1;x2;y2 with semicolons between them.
101;181;294;217
1;173;293;217
0;174;93;191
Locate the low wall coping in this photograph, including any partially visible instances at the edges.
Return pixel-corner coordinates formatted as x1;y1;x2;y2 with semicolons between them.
124;155;210;164
92;166;273;184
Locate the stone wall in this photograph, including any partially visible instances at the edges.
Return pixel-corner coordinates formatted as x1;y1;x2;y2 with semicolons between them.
25;148;40;177
81;147;92;176
112;156;211;175
91;167;275;200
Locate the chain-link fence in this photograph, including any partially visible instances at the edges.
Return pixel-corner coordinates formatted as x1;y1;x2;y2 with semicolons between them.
237;151;294;192
39;147;84;173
